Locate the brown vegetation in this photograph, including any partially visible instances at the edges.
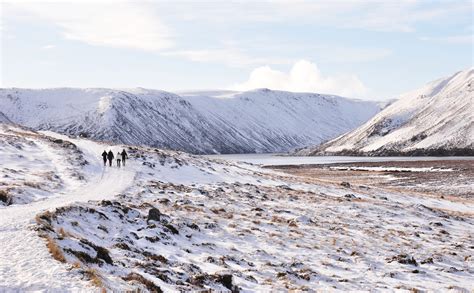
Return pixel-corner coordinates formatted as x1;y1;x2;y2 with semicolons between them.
84;268;103;288
46;236;66;263
123;272;163;292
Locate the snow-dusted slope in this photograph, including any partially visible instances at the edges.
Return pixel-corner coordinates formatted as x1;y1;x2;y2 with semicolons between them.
2;125;473;291
0;112;11;123
0;88;380;154
300;68;474;156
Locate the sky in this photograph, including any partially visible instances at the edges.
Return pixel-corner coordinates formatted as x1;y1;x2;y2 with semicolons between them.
0;0;472;100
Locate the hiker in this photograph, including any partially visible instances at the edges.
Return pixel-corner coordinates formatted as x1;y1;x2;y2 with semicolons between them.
121;149;128;167
107;150;114;167
101;150;107;166
116;152;121;168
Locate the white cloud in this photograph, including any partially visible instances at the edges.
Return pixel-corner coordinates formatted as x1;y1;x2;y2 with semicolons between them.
232;60;368;98
41;45;56;50
420;35;473;44
7;1;174;51
163;49;293;67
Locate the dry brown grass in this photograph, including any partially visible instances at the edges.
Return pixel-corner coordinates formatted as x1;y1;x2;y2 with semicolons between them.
24;181;42;189
223;213;234;219
182;205;204;212
288;221;298;227
46;236;66;263
0;189;10;204
271;215;286;223
85;268;103;288
35;211;53;226
123;272;162;292
58;227;74;238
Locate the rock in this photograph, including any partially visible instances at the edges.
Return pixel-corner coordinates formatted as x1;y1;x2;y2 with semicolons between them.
164;223;179;235
76;239;113;265
340;181;351;188
187;223;200;230
276;272;287;278
344;194;356;199
214;274;234;291
199;189;210;196
447;267;460;273
95;246;113;265
158;198;170;204
277;185;292;190
100;200;114;207
147;208;161;222
388;254;418;266
421;257;433;264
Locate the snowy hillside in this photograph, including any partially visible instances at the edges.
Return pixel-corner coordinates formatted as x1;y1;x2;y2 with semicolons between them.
0;112;11;123
1;124;473;291
0;88;380;154
299;68;474;156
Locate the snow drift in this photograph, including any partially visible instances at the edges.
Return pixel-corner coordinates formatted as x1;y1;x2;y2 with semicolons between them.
298;68;474;156
0;88;380;154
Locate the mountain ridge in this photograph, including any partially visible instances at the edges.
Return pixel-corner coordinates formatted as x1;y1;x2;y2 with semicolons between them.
297;68;474;156
0;88;380;154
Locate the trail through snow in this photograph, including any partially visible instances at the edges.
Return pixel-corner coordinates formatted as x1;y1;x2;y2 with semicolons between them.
0;136;136;291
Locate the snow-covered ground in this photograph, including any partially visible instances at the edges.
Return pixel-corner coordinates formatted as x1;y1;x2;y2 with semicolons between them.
0;127;136;290
1;125;473;291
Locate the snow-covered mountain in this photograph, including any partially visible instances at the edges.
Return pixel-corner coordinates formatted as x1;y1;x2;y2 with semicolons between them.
298;68;474;156
0;112;12;123
0;88;380;154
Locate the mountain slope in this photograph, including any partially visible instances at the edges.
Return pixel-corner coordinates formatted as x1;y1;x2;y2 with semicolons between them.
2;125;473;291
0;112;12;123
0;88;380;154
299;68;474;156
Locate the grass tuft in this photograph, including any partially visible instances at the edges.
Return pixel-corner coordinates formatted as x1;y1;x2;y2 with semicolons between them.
46;236;66;263
85;268;103;288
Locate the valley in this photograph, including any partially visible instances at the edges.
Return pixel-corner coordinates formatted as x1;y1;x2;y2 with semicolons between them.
0;125;472;291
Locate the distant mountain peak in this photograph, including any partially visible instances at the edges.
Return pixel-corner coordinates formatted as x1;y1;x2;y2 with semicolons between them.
298;68;474;156
0;88;380;154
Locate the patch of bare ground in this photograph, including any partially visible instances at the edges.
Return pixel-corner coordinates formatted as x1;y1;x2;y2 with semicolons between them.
269;160;474;199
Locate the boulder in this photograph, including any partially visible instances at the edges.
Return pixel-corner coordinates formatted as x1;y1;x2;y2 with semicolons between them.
147;208;161;222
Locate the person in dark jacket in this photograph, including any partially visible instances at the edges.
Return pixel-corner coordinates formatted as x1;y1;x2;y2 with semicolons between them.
121;149;128;167
107;150;114;167
101;150;107;166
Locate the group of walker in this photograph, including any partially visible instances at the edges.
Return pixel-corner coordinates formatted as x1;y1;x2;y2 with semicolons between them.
102;149;128;168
